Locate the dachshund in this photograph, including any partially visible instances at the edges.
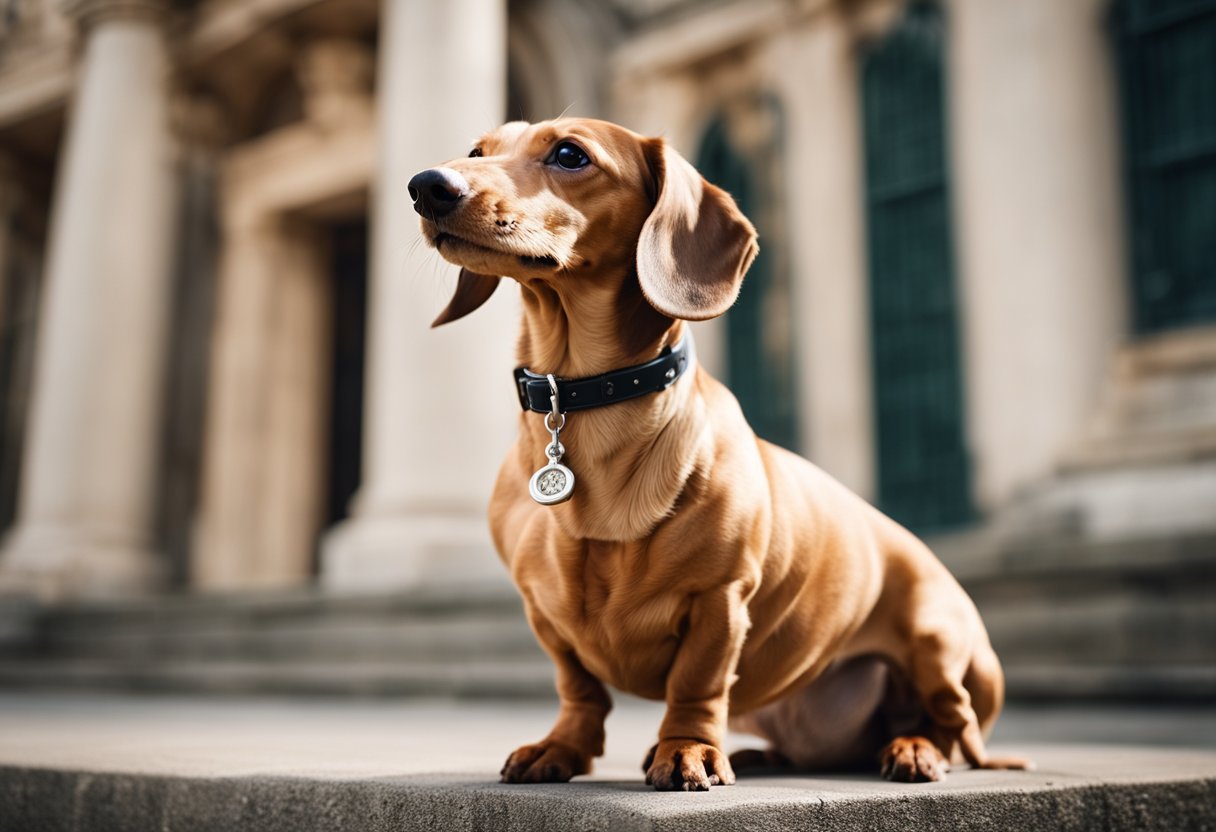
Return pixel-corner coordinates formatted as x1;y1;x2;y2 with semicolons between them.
408;117;1031;790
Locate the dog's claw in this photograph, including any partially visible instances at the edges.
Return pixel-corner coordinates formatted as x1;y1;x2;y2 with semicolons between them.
644;739;734;791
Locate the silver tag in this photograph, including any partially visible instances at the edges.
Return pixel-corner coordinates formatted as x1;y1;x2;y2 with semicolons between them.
529;461;575;505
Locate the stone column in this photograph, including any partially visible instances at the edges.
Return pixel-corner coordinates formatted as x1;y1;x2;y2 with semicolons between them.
773;9;875;500
946;0;1127;513
194;214;331;591
0;0;176;599
321;0;516;591
192;41;375;592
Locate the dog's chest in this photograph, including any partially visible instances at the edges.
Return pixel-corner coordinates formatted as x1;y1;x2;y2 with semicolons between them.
525;570;687;699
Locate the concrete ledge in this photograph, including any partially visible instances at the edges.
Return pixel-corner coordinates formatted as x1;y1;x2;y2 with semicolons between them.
4;749;1216;832
1;695;1214;831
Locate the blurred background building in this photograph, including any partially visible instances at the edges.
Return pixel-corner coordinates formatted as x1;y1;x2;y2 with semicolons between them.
0;0;1210;702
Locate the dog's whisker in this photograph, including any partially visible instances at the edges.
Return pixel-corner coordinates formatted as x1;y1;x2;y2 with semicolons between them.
405;234;432;262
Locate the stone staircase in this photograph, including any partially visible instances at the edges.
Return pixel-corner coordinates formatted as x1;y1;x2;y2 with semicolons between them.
0;533;1212;703
0;582;554;698
939;530;1216;701
1062;326;1216;472
924;327;1216;702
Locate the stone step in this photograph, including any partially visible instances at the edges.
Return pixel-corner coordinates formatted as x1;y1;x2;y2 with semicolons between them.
944;527;1216;583
28;581;526;626
0;584;554;698
980;594;1215;666
12;751;1216;832
999;663;1216;700
0;657;557;698
938;530;1216;701
26;612;542;663
1;694;1214;832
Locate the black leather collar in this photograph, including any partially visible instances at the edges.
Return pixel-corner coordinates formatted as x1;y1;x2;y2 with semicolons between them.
514;336;694;413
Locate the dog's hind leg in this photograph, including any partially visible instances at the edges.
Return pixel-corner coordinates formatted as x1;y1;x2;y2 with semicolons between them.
877;659;950;782
955;639;1034;770
889;634;1032;779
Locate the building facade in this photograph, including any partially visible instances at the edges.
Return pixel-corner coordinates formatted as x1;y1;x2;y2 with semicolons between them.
0;0;1212;697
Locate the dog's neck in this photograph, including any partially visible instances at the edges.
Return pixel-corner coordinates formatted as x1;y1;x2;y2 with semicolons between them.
509;271;710;542
515;273;680;378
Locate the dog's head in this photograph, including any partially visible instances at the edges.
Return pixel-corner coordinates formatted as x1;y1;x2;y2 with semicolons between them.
410;118;758;329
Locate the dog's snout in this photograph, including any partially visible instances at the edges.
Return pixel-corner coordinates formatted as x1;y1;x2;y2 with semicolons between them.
408;167;469;218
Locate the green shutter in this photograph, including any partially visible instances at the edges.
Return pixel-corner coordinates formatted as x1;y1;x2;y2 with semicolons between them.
697;107;799;450
863;2;973;531
1117;0;1216;332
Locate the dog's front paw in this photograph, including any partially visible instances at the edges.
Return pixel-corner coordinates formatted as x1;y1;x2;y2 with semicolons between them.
500;739;591;783
643;739;735;791
880;736;949;783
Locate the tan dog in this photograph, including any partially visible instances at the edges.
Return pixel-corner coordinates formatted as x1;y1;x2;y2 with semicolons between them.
410;117;1031;790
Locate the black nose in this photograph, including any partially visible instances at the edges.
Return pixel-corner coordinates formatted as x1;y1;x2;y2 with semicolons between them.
408;167;469;218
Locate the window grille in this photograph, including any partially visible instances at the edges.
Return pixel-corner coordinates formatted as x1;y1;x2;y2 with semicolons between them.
862;2;973;531
1117;0;1216;332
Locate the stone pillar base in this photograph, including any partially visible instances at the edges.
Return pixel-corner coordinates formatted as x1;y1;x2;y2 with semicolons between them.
319;512;510;594
0;526;162;601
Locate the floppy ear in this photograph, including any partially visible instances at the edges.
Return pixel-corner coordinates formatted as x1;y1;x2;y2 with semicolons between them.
431;268;501;327
636;139;759;321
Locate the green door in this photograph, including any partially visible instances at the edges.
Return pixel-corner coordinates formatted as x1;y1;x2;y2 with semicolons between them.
1117;0;1216;332
863;2;972;531
697;107;799;451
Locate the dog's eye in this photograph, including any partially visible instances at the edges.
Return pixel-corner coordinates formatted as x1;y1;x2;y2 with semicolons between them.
550;142;590;170
468;147;483;158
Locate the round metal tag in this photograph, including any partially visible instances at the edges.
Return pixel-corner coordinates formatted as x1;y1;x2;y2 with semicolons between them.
529;462;575;505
